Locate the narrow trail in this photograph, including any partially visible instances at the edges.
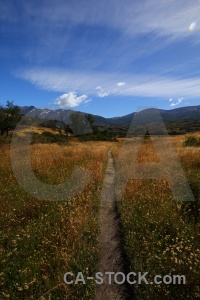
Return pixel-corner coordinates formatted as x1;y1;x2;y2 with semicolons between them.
95;150;133;300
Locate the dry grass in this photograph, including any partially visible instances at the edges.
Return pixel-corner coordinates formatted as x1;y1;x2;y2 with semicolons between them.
12;126;60;138
0;140;114;299
1;133;199;299
114;134;200;300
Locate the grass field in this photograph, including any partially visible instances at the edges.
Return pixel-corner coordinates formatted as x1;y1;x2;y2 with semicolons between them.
0;139;115;299
113;134;200;299
0;132;200;299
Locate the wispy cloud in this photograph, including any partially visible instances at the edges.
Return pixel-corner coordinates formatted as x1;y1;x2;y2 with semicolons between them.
55;92;88;108
3;0;199;39
169;97;184;107
17;68;200;100
116;82;126;86
96;86;110;98
1;0;200;65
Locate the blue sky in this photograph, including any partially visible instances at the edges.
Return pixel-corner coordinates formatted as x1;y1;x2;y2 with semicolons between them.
0;0;200;117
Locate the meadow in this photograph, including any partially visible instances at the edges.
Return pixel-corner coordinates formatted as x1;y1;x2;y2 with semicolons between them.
0;131;200;299
0;137;114;299
113;134;200;299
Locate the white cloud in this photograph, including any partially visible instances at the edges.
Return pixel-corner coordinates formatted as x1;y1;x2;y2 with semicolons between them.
55;92;88;108
117;82;126;86
18;68;200;100
169;98;173;101
96;86;110;98
170;97;184;107
98;91;110;98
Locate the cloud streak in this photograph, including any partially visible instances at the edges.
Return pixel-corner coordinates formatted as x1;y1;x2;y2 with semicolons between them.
96;86;110;98
169;97;184;107
18;68;200;100
1;0;200;66
3;0;200;39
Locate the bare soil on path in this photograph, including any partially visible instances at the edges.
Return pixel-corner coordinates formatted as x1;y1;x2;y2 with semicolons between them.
95;150;133;300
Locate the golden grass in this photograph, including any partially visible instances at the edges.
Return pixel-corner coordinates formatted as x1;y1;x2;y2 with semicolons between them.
1;133;199;299
114;135;200;300
0;140;115;299
13;126;60;138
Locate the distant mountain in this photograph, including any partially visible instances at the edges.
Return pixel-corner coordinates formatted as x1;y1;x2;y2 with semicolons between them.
20;105;200;127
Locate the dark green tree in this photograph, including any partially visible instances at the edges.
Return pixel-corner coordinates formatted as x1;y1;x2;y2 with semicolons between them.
0;101;22;136
144;129;150;139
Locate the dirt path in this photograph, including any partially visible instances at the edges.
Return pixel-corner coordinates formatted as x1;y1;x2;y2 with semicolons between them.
95;150;133;300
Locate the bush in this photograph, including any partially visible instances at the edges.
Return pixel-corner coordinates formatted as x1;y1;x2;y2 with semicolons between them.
78;131;117;142
184;136;200;147
31;131;69;144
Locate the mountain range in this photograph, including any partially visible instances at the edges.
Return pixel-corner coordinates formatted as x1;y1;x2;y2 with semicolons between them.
20;105;200;127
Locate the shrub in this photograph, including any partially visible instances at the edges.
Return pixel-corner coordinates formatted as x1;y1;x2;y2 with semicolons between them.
184;136;200;147
31;131;69;144
78;132;117;142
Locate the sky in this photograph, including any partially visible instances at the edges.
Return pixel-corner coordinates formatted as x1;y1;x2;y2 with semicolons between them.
0;0;200;117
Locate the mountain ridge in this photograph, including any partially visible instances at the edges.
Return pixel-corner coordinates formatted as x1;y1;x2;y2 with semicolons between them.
20;105;200;127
